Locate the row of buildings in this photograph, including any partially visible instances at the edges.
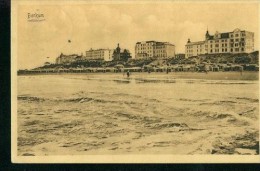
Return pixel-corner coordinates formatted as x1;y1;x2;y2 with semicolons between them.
56;44;132;64
55;28;255;65
185;28;254;58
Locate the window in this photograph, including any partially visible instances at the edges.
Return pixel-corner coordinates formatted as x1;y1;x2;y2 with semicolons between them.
235;34;239;37
231;48;233;52
241;48;244;51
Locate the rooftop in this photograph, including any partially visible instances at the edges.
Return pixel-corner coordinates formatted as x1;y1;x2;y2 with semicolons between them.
186;41;205;45
136;41;174;46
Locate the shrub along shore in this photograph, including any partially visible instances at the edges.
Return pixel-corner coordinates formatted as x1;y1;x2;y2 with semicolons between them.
18;51;259;76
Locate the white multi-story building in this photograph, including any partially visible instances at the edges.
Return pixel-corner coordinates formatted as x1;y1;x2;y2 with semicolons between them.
135;41;175;59
185;28;254;58
85;48;114;61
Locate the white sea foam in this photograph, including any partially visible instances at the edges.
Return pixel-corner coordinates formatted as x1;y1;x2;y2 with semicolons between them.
17;74;259;155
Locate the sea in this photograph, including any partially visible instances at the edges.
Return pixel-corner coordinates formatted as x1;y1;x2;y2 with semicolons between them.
17;73;259;155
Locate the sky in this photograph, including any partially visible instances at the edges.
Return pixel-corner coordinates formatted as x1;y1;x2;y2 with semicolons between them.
17;2;259;69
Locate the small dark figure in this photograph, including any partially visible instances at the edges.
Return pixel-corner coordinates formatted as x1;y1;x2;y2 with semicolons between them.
148;69;151;74
166;68;169;74
127;70;130;77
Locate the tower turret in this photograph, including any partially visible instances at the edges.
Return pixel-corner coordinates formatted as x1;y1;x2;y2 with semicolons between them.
205;28;210;40
116;43;121;53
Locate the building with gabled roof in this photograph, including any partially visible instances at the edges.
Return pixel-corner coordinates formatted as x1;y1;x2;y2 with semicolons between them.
55;53;79;65
185;28;254;58
135;40;175;59
85;48;114;61
113;43;132;61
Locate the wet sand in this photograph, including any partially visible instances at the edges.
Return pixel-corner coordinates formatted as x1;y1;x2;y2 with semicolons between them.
18;71;259;80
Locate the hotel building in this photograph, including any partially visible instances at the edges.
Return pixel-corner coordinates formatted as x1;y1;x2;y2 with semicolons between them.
85;48;114;61
185;28;254;58
135;41;175;59
56;53;78;65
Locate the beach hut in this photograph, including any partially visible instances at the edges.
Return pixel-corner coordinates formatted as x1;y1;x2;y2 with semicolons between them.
114;64;124;72
170;65;179;72
230;65;243;71
176;65;183;72
245;64;258;71
183;65;191;72
223;65;231;71
129;67;142;72
143;65;154;72
211;65;220;72
96;68;105;73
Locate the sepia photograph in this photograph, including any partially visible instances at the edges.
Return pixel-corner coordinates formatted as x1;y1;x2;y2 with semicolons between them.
11;0;259;163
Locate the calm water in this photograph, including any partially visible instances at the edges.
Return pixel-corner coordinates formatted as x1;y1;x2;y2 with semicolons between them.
17;73;259;155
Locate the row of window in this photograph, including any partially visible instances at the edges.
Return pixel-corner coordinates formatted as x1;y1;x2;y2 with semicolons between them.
188;41;247;50
137;54;167;57
186;45;203;49
137;50;168;53
208;38;245;43
187;47;245;54
214;39;228;43
230;32;246;38
136;46;167;50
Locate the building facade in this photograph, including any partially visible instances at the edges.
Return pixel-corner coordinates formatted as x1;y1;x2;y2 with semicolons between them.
135;41;175;59
113;43;132;61
56;53;78;65
185;28;254;58
85;48;114;61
